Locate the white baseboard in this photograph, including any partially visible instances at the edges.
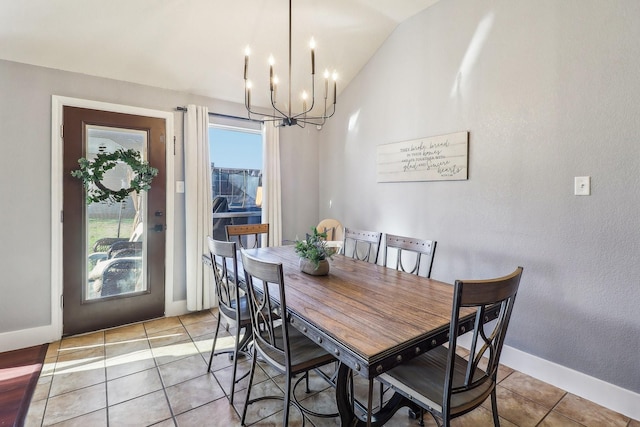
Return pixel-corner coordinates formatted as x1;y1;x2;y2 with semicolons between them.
0;299;190;353
0;324;59;353
499;345;640;422
165;299;189;317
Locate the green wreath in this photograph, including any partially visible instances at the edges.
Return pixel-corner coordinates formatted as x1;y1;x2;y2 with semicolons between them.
71;149;159;204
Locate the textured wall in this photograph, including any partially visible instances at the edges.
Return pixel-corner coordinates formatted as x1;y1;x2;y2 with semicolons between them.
0;59;318;334
319;0;640;393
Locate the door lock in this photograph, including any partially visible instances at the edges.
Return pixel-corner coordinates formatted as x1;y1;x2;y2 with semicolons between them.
153;224;165;232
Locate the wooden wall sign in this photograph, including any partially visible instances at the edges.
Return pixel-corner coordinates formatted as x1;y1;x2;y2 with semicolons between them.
376;131;468;183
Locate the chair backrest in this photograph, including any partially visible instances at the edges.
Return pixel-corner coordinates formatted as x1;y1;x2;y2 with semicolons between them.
316;218;344;242
240;250;291;372
226;223;270;249
383;233;437;278
443;267;523;414
212;196;232;242
342;228;382;263
101;258;143;296
207;237;240;321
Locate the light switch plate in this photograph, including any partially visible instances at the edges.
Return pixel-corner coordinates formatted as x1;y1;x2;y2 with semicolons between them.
176;181;185;193
574;176;590;196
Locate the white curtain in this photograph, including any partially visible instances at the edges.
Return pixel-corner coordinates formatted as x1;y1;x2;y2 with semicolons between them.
262;122;282;246
184;105;214;311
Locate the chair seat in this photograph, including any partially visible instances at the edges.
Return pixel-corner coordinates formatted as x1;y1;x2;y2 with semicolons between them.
219;295;252;326
379;346;494;416
255;322;336;375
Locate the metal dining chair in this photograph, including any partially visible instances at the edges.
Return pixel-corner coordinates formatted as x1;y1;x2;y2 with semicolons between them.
206;237;252;404
226;223;269;249
378;267;524;427
383;233;437;278
342;227;382;263
316;218;344;242
240;250;338;427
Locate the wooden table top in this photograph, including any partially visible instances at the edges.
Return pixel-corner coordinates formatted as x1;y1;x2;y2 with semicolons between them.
242;246;474;377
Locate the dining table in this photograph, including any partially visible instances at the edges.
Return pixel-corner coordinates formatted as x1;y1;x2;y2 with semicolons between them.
236;245;502;426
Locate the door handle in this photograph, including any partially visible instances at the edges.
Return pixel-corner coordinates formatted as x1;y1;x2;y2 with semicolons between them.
153;224;165;232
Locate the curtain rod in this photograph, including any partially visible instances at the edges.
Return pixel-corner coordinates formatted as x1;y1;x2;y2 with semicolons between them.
176;106;263;124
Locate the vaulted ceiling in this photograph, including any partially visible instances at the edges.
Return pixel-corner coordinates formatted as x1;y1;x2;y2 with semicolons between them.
0;1;439;110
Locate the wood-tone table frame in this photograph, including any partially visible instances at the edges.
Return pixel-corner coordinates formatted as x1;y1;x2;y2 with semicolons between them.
235;246;501;426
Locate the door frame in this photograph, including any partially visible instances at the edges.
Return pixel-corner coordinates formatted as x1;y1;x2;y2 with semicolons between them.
51;95;177;338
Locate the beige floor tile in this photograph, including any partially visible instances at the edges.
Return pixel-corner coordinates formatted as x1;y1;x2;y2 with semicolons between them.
104;322;147;344
490;385;550;427
48;409;107;427
554;393;629;427
538;411;585;427
214;357;267;397
158;354;208;387
174;398;241;427
107;367;163;405
150;418;178;427
249;405;306;426
41;356;57;377
295;386;341;426
108;389;173;426
179;310;215;326
183;319;217;339
42;382;106;425
45;341;61;359
451;405;518;427
144;316;183;335
24;397;46;427
165;373;225;415
32;373;53;401
49;362;105;396
24;314;636;427
147;325;191;349
55;345;105;366
233;377;288;425
105;347;156;380
152;339;201;366
59;331;104;351
499;371;566;409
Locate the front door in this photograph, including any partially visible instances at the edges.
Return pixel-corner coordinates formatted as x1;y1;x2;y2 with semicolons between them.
62;106;166;336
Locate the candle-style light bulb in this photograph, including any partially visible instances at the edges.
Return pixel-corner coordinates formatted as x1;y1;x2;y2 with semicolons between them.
244;46;251;80
310;38;316;75
269;55;275;91
323;69;330;99
332;71;338;104
302;91;308;111
273;75;279;103
246;80;252;108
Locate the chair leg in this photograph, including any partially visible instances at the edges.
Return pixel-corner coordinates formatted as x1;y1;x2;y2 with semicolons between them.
240;345;258;426
207;312;222;372
490;388;501;426
281;376;291;427
229;324;242;405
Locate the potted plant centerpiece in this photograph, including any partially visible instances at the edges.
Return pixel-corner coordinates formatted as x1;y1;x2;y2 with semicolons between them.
295;227;337;276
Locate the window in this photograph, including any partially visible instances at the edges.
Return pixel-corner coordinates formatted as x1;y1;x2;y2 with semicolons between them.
209;125;262;210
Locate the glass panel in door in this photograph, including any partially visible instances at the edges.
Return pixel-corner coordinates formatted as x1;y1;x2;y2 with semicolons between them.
85;125;148;301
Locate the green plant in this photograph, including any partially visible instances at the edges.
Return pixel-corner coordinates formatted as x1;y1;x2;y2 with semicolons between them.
294;227;337;269
71;149;158;204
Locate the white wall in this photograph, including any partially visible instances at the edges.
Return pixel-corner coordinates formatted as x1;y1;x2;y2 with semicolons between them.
319;0;640;402
0;59;318;340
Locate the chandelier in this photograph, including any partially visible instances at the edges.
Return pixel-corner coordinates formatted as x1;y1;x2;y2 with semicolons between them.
243;0;337;128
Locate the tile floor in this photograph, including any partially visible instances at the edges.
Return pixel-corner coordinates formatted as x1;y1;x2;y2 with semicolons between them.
25;309;639;426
